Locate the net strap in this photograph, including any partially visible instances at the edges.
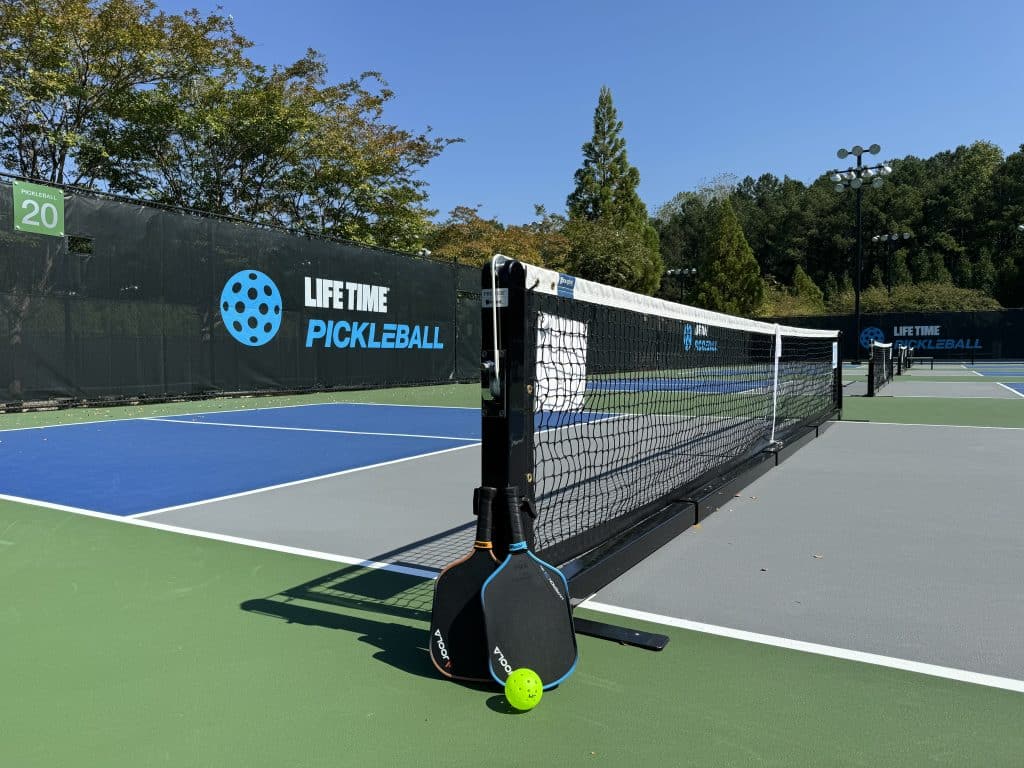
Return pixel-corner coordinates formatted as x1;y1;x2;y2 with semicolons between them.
770;325;781;444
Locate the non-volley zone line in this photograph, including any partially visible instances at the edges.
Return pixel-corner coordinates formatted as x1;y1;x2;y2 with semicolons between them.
145;417;479;443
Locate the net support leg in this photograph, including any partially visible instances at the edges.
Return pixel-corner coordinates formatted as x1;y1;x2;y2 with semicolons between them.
570;615;669;651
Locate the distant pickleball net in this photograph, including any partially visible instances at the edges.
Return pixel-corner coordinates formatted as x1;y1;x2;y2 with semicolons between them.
868;341;895;395
480;257;842;581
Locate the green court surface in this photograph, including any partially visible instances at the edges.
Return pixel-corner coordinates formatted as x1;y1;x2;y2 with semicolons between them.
842;396;1024;428
2;387;1023;766
2;499;1023;768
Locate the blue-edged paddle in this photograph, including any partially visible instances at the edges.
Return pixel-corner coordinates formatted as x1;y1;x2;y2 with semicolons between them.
481;486;578;689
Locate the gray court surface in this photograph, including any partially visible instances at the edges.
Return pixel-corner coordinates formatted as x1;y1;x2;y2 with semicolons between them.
148;409;1024;681
149;445;479;570
589;420;1024;679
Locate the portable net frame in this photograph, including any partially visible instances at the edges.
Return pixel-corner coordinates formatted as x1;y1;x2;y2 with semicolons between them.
868;341;895;395
895;344;914;374
480;257;842;596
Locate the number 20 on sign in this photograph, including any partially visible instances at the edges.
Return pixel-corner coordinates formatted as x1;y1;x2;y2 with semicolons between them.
13;180;65;237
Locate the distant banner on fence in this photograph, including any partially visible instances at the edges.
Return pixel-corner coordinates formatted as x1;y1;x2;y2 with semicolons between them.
771;310;1024;360
0;180;481;403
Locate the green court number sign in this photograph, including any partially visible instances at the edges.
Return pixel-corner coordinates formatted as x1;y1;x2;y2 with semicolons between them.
13;180;65;237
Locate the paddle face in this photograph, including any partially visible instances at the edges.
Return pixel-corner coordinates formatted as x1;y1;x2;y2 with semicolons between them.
429;488;499;681
481;490;578;689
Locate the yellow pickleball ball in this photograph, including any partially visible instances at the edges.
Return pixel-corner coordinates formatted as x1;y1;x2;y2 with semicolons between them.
505;668;543;711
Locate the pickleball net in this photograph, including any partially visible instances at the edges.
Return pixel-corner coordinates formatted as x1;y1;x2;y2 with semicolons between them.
868;341;894;395
896;344;913;374
481;257;841;584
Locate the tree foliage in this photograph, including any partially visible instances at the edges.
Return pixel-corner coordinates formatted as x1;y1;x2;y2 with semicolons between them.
0;0;459;250
693;199;764;315
658;141;1024;310
424;206;570;269
565;86;661;292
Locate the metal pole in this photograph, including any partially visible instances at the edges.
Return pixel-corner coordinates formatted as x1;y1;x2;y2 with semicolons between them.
854;153;863;363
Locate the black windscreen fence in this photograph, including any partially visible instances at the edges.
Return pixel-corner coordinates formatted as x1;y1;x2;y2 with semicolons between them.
767;310;1024;361
0;180;480;404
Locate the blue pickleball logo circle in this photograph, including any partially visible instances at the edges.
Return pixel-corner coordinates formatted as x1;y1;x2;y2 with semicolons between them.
860;326;885;350
220;270;282;346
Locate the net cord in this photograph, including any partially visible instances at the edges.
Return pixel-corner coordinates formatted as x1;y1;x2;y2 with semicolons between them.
523;262;836;340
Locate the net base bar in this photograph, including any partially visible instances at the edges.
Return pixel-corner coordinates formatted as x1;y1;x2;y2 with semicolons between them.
571;617;669;651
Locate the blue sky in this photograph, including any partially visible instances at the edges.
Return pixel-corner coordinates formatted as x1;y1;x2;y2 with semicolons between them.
162;0;1024;224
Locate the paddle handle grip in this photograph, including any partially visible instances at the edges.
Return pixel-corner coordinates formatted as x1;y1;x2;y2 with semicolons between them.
505;486;526;546
473;486;495;544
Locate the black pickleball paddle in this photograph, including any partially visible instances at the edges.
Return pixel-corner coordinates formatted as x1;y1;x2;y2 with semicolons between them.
428;486;500;681
481;486;578;689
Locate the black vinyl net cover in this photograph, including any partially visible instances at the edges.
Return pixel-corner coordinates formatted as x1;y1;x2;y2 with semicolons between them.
496;261;839;566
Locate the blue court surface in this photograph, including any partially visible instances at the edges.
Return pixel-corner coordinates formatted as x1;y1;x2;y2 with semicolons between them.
0;403;480;516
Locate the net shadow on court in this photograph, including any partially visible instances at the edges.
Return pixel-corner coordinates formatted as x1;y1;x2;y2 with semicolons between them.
240;522;476;677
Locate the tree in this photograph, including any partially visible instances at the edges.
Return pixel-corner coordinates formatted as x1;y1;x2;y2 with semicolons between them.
563;218;661;295
565;86;661;292
0;0;460;251
693;199;764;315
972;249;997;295
424;206;570;269
567;86;645;226
792;265;825;311
890;251;913;286
0;0;247;184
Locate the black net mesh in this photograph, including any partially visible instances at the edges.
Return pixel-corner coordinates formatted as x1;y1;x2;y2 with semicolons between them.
520;287;838;564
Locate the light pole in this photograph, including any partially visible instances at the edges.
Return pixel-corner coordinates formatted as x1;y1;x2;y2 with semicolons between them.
871;231;912;293
830;144;892;362
666;267;697;302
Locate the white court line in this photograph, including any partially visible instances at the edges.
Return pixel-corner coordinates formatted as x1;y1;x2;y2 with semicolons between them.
835;420;1024;431
0;399;477;434
892;395;1018;400
7;488;1023;693
0;493;437;579
579;600;1024;694
131;441;479;518
998;383;1024;399
971;370;985;377
144;417;478;442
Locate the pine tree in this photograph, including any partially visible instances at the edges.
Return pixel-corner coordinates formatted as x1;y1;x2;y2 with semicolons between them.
792;265;825;311
567;86;647;227
869;265;885;288
973;248;997;294
890;251;912;286
564;86;661;292
695;199;764;315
